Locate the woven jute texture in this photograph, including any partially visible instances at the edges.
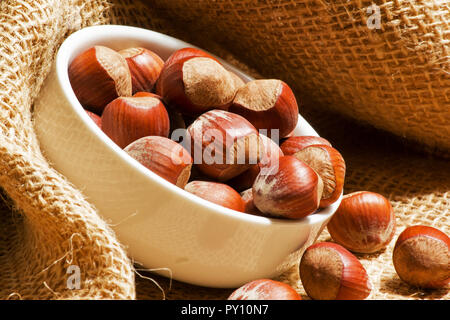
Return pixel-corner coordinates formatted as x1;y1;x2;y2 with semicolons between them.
146;0;450;159
0;0;448;300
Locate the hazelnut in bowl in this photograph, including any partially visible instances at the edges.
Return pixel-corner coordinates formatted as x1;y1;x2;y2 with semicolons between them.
33;25;343;288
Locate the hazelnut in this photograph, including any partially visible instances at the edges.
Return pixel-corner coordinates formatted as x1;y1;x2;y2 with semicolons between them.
187;110;262;181
156;52;236;115
229;134;284;191
84;109;101;128
252;155;323;219
68;46;132;114
393;225;449;288
240;188;263;216
293;144;345;207
132;92;186;137
300;242;372;300
162;47;218;67
119;47;164;94
185;181;245;212
101;95;170;148
327;191;396;253
228;279;301;300
132;92;162;99
124;136;192;188
229;79;299;138
280;135;331;156
228;71;246;90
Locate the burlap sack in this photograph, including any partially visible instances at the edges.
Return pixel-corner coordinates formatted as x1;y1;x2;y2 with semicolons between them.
147;0;450;158
0;0;448;300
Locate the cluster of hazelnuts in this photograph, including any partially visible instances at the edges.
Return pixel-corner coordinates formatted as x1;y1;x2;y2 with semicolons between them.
68;45;342;219
69;45;448;300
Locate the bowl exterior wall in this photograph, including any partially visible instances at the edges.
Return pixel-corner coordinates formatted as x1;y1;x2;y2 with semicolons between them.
34;25;339;288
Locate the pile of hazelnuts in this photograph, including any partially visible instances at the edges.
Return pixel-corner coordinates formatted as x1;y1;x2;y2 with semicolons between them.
69;45;449;300
68;45;338;218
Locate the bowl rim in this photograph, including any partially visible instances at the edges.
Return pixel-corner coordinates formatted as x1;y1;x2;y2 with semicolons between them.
55;24;341;227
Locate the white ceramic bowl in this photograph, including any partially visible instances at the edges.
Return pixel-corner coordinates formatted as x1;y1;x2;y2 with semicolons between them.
34;25;341;288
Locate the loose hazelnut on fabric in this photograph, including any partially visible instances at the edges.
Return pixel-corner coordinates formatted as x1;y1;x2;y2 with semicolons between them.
119;47;164;94
293;144;345;207
299;242;372;300
229;79;299;138
185;181;245;212
124;136;192;188
280;136;332;155
101;95;170;148
68;45;132;114
393;225;449;288
252;155;323;219
228;279;302;300
156;49;236;115
228;134;284;191
327;191;396;253
187;110;262;181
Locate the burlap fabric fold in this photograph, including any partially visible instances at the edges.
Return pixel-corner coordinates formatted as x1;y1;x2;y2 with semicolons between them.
0;0;151;300
0;0;448;300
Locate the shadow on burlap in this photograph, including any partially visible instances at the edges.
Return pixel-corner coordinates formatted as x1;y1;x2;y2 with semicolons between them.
0;0;447;300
